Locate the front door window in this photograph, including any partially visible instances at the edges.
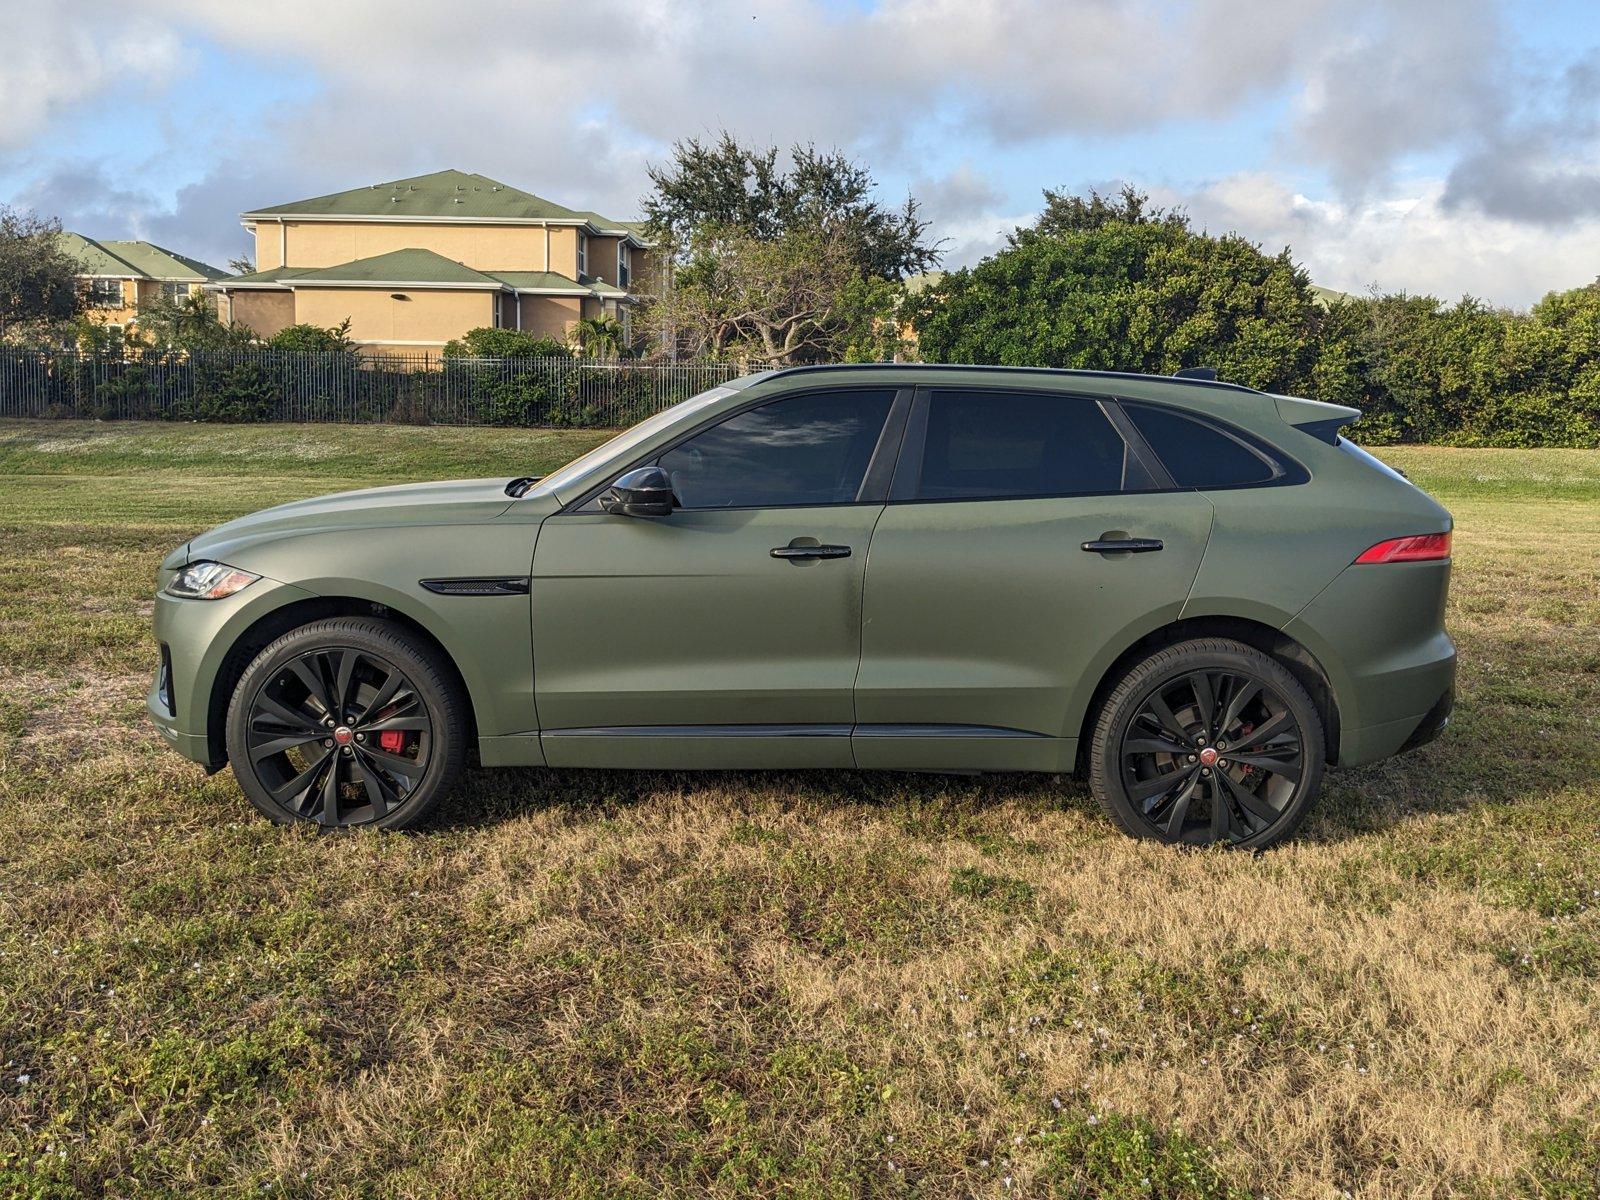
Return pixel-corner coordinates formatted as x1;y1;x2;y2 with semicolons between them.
656;389;897;509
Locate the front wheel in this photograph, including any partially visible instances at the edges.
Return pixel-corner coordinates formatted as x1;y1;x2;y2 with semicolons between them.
1087;638;1326;849
225;617;467;830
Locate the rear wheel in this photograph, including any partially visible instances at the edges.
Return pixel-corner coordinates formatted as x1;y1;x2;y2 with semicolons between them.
225;617;467;830
1088;638;1325;849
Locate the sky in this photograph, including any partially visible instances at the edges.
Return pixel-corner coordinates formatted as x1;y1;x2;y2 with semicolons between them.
2;0;1598;308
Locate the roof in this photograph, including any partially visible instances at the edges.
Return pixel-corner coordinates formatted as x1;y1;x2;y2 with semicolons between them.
58;232;229;281
286;248;503;288
486;270;594;294
581;275;629;298
214;265;311;287
215;255;632;300
1310;284;1361;309
243;170;646;242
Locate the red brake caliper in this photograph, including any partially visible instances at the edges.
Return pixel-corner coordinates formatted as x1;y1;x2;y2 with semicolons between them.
378;731;407;753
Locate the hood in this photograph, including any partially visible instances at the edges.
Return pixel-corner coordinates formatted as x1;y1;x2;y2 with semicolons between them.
181;478;520;566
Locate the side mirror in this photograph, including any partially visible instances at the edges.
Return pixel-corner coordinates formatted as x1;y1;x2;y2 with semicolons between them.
600;466;676;517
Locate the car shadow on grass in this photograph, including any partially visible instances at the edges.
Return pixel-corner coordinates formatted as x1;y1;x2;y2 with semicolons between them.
428;761;1101;837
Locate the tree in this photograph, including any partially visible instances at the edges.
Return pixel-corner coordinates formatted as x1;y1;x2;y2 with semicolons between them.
911;190;1331;394
1030;184;1186;239
573;314;626;358
227;254;255;276
134;291;258;351
0;207;81;341
638;132;941;363
643;132;940;281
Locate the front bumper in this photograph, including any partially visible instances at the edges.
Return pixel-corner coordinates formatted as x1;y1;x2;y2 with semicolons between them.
147;572;316;769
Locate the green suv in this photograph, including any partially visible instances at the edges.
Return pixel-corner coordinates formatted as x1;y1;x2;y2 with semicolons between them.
149;365;1455;847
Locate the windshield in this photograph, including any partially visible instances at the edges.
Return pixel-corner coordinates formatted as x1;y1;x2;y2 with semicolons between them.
527;380;758;501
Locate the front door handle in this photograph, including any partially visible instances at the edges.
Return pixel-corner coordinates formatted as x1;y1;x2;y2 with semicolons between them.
1081;537;1163;554
771;544;852;561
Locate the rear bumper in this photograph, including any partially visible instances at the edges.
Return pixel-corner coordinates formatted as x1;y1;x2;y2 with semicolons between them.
1338;678;1455;767
1282;558;1456;769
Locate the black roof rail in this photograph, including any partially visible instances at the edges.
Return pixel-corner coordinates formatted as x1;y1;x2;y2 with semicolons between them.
1173;366;1218;381
756;361;1263;396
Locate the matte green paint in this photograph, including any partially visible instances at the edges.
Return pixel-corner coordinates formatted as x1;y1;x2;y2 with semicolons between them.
148;365;1455;779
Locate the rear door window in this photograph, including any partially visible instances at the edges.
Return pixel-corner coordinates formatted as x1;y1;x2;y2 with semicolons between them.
897;389;1151;500
1123;402;1282;488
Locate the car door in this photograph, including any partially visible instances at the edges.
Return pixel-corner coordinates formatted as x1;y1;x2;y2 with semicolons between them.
852;386;1214;772
532;386;907;769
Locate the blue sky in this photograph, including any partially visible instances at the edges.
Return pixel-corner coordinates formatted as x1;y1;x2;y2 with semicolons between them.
4;0;1598;306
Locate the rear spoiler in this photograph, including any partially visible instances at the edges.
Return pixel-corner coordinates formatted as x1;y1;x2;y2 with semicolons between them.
1271;393;1361;445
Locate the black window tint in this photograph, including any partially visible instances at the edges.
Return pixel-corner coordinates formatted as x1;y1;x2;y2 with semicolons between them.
1125;403;1279;488
908;390;1136;500
658;389;895;509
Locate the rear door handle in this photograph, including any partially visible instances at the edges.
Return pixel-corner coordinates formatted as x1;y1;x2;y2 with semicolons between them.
1081;537;1163;554
771;544;852;561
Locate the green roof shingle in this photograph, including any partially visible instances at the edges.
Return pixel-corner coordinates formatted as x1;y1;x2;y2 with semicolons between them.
287;248;502;287
56;232;228;280
100;240;229;281
243;169;648;242
247;170;593;223
486;270;592;293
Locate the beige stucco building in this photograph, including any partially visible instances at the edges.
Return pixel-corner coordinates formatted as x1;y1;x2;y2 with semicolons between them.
59;233;229;333
212;170;652;354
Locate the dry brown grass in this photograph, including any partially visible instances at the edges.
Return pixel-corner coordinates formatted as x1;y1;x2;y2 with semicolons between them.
1;423;1596;1198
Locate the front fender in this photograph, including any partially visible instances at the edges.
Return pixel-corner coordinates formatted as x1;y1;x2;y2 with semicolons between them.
204;523;540;745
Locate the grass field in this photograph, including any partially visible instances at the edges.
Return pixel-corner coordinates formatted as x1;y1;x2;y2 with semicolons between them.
1;419;1597;1199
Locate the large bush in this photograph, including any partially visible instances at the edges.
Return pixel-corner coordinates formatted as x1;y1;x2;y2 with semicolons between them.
442;327;571;359
912;189;1600;449
912;213;1331;395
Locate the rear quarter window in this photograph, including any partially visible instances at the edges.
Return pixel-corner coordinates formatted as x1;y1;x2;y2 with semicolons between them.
1123;402;1283;488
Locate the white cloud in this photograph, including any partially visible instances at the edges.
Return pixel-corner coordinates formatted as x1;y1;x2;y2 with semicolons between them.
1167;172;1600;307
0;3;182;150
3;0;1597;302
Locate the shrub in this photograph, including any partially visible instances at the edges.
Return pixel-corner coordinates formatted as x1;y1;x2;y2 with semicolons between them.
174;360;280;422
268;319;356;353
443;327;571;359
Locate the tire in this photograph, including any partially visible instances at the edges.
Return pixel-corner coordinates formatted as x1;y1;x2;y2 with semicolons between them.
225;617;467;830
1087;637;1325;849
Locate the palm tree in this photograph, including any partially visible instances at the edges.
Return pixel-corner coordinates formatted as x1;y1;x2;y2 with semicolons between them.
574;314;626;359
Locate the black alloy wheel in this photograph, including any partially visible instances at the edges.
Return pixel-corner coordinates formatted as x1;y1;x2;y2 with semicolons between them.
1089;638;1326;848
226;618;466;829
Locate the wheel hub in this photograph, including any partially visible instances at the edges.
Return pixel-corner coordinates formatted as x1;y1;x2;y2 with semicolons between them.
332;725;355;746
1198;746;1219;767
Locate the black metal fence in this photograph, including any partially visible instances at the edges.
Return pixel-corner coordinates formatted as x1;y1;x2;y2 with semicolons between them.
0;349;747;427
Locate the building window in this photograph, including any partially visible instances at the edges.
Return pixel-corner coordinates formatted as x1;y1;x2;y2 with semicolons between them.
577;232;588;277
160;281;189;303
86;279;123;308
617;243;630;289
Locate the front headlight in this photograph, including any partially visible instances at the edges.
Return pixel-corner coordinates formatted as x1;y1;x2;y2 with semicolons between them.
166;561;261;600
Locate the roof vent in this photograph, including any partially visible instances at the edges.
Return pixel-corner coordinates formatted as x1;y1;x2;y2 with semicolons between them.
1174;366;1218;381
391;196;401;203
453;197;463;204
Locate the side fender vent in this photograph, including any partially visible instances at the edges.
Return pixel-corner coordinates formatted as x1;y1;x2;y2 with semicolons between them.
419;576;531;596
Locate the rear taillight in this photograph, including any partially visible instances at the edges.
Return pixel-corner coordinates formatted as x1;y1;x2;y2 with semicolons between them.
1354;532;1451;564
